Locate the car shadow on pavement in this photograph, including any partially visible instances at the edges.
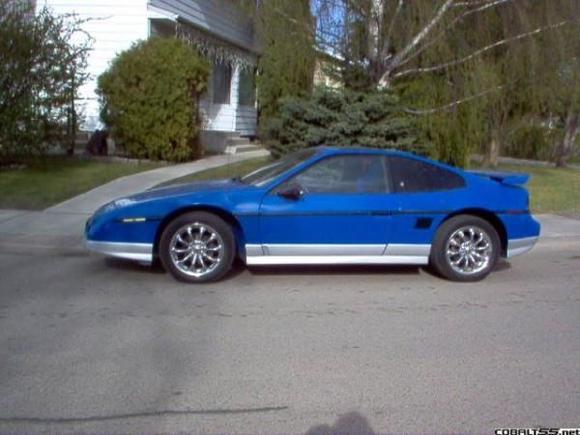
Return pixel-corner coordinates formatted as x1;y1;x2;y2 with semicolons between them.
104;257;166;274
102;257;421;281
247;264;423;277
103;257;247;281
494;259;512;272
305;411;376;435
101;257;510;283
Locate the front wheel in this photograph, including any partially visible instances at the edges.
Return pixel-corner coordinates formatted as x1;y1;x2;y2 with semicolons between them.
430;215;500;282
159;212;235;283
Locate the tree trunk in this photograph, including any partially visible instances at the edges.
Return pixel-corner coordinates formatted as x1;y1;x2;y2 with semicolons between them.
484;135;500;168
67;76;76;157
377;69;392;89
368;0;387;88
554;111;579;168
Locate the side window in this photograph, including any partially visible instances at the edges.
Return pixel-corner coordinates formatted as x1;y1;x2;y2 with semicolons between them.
280;155;389;194
389;156;465;193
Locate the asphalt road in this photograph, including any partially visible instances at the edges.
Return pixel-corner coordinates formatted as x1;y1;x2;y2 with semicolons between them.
0;234;578;433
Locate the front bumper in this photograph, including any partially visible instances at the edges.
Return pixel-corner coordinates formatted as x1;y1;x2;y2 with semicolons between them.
86;240;154;263
506;236;539;258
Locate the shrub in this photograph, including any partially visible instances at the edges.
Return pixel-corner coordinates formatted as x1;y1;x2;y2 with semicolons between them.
504;123;555;161
265;87;419;159
0;2;91;163
98;38;209;162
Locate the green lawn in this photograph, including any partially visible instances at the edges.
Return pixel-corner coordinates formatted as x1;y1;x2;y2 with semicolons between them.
157;157;578;215
496;164;579;214
0;157;161;210
157;157;271;187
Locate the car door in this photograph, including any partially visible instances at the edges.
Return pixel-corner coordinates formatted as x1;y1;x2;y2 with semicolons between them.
258;153;396;257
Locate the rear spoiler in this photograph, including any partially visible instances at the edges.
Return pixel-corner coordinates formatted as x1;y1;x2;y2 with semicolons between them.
468;170;530;186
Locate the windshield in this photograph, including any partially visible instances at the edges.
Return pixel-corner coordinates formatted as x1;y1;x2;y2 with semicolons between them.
240;149;317;186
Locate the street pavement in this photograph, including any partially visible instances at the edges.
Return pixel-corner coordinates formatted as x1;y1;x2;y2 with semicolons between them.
0;215;578;433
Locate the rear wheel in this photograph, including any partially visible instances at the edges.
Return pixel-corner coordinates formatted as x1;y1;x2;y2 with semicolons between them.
430;215;500;282
159;212;235;283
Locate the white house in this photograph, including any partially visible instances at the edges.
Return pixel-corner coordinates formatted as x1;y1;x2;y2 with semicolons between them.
36;0;260;152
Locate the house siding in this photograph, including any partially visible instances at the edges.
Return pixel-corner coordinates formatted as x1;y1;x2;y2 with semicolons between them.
236;105;257;136
150;0;256;52
36;0;257;141
36;0;149;130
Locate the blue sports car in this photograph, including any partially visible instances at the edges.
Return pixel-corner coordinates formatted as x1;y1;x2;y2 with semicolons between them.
86;147;540;283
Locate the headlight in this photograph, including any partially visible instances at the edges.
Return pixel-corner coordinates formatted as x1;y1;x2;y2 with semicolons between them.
94;198;136;216
113;198;136;208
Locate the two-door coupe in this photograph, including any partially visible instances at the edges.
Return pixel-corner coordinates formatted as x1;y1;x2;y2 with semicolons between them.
86;147;540;283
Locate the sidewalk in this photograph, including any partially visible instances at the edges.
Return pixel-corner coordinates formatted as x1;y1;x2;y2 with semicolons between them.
0;150;269;242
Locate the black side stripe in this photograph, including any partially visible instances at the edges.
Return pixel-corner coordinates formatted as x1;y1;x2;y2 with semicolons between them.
234;209;529;218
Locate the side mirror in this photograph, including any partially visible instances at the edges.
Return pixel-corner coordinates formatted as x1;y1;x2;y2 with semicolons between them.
277;185;305;201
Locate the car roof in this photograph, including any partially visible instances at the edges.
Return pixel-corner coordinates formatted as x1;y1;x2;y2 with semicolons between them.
312;146;464;174
314;145;422;159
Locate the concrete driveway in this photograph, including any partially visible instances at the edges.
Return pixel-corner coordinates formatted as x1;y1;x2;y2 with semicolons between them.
0;215;578;433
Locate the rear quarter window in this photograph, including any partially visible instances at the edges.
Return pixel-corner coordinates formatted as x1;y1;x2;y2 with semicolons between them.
389;156;465;193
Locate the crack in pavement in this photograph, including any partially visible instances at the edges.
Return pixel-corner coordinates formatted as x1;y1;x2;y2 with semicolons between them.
0;406;289;424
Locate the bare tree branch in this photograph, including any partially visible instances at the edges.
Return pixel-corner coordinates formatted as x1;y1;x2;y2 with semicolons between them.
392;0;514;71
395;20;570;78
381;0;455;73
405;85;506;115
453;0;509;7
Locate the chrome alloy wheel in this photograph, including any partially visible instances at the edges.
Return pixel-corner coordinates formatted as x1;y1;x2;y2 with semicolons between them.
445;226;493;276
169;222;224;278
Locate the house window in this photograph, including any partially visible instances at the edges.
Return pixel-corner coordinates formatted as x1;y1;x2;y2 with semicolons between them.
238;68;256;107
212;63;232;105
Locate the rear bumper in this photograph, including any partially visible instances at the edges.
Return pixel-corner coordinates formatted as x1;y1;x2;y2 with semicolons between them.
86;240;154;263
507;236;539;258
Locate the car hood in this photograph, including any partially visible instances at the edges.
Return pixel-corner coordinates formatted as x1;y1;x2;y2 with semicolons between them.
130;179;252;202
96;179;252;214
93;178;257;219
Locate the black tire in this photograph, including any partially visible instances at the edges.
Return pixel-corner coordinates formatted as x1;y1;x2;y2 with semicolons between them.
430;215;500;282
159;212;235;283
